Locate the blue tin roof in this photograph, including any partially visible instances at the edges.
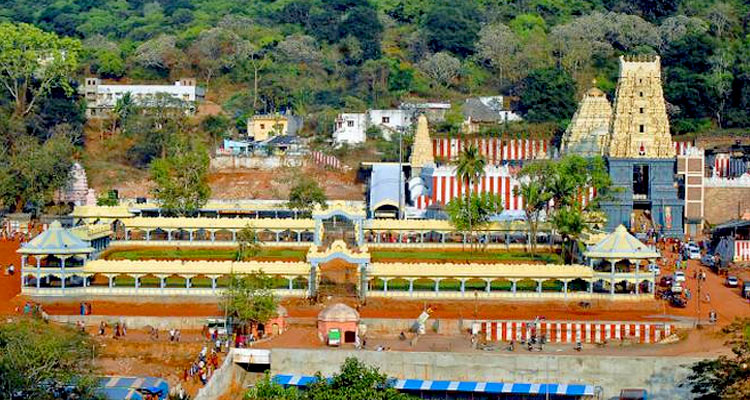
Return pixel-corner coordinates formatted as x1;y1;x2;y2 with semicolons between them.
273;374;595;396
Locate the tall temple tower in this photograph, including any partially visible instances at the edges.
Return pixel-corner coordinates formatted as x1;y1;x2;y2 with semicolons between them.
602;55;683;236
608;55;673;158
409;114;434;176
561;87;612;157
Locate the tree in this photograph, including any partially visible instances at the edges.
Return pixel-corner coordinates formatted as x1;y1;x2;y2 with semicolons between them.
515;162;553;258
287;176;327;217
683;318;750;399
222;272;279;330
110;92;133;135
236;225;262;261
0;317;99;400
150;137;211;216
446;193;503;251
189;28;248;89
133;34;180;71
422;3;479;57
454;144;486;249
550;206;587;264
276;35;321;65
246;357;415;400
339;5;383;61
0;22;81;117
418;52;460;88
517;68;577;123
476;23;521;85
0;132;74;213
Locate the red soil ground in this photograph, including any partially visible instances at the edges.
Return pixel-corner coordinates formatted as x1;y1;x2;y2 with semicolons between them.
0;239;22;313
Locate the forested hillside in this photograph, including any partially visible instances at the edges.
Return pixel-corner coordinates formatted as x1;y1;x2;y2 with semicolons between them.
2;0;749;137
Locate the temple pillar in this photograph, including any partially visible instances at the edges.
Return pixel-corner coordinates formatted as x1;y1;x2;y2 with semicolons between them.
610;260;616;296
288;277;294;290
434;279;441;293
210;230;215;242
408;278;414;294
167;230;173;242
511;279;517;295
189;230;194;242
563;279;569;299
232;230;237;242
536;279;542;295
383;278;389;293
146;230;151;241
460;278;466;294
485;279;491;293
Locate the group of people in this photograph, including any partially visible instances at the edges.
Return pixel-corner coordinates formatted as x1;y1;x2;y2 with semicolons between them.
183;346;221;385
98;320;128;338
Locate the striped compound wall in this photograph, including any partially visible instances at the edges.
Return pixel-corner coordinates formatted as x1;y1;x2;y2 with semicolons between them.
480;320;674;344
414;166;596;210
432;138;550;165
735;240;750;262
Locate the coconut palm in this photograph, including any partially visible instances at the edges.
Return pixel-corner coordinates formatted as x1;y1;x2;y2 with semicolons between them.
454;144;486;250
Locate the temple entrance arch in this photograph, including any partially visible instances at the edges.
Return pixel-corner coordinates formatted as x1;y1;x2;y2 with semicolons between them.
306;240;371;302
312;202;366;247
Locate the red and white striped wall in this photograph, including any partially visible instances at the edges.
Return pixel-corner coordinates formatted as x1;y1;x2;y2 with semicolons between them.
735;240;750;262
713;154;747;178
414;166;596;210
310;151;349;171
432;138;550;164
480;320;674;344
674;141;696;156
428;166;524;210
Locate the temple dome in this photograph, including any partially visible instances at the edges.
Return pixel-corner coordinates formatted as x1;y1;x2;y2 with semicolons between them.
318;303;359;322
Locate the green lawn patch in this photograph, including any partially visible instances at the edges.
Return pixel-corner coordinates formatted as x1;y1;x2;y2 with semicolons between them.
370;250;560;264
105;247;307;261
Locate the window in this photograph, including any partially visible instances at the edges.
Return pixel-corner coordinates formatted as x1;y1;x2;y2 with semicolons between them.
639;92;643;97
347;120;354;127
260;124;265;129
639;108;644;114
639;124;645;133
382;116;390;124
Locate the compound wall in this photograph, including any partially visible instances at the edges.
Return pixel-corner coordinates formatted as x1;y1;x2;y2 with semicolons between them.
270;348;703;400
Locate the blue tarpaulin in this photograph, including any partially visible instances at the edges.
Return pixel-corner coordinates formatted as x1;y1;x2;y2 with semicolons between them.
98;376;169;400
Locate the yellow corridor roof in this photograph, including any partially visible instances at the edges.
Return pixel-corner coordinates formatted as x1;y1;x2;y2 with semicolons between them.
83;259;311;276
122;217;315;230
71;206;134;219
584;225;660;260
369;263;593;279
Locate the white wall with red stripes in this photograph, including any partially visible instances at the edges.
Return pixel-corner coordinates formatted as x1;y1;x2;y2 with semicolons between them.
310;151;350;171
735;240;750;262
674;141;696;156
432;138;550;164
480;320;674;344
414;166;596;211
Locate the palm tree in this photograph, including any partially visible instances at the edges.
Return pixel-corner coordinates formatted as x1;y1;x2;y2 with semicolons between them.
551;206;587;264
112;92;134;135
455;144;486;250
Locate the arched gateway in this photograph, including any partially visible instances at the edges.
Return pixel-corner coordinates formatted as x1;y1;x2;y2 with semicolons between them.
306;240;371;301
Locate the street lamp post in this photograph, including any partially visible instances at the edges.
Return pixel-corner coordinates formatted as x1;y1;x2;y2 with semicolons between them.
397;127;404;220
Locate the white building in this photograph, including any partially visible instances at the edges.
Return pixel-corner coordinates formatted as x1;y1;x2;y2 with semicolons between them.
333;113;368;145
81;77;204;118
333;109;417;146
367;109;413;140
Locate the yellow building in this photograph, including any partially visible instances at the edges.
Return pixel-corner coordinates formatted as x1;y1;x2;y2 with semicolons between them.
248;114;302;141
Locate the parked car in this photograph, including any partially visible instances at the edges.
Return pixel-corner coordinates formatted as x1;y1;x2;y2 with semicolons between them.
725;276;739;287
206;318;227;336
674;271;686;283
700;254;715;268
620;388;648;400
686;243;701;259
669;295;687;308
671;281;683;293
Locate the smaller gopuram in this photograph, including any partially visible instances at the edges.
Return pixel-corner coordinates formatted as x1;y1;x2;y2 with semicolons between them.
561;87;612;157
409;114;434;177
